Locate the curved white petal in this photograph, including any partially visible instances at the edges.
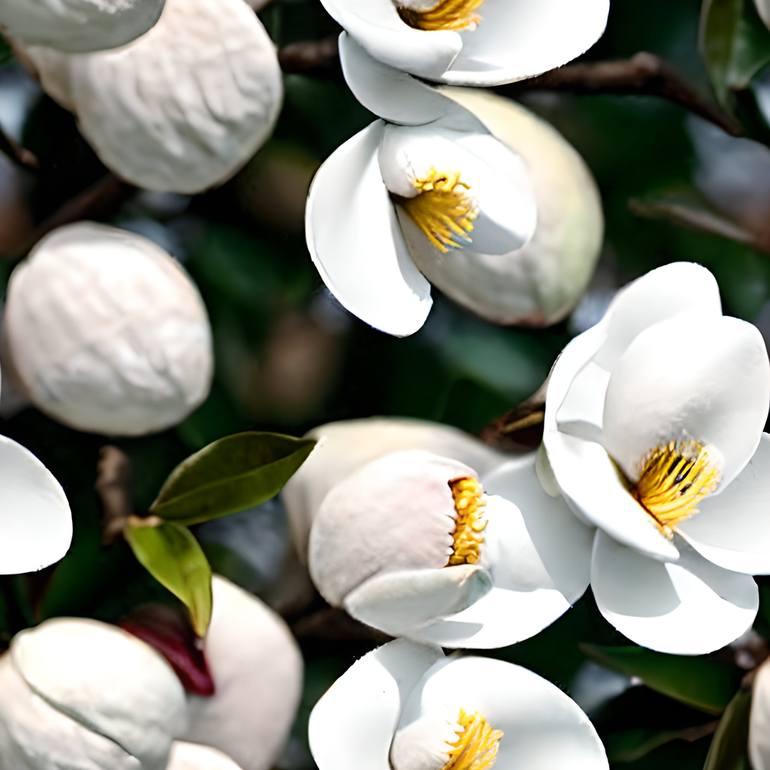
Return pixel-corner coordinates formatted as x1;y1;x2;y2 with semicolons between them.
169;743;243;770
411;456;593;648
750;659;770;770
679;434;770;574
0;436;72;574
591;531;758;654
602;314;770;487
755;0;770;29
444;0;610;86
306;121;432;337
397;656;608;770
309;639;444;770
344;565;492;637
319;0;461;81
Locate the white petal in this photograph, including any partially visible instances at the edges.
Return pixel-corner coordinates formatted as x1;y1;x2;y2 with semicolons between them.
679;433;770;574
308;639;444;770
593;262;722;370
602;314;770;487
306;121;432;337
183;577;302;770
750;659;770;770
344;565;492;636
339;33;463;126
397;656;608;770
591;531;758;654
410;456;593;648
444;0;610;86
755;0;770;29
0;436;72;574
169;743;243;770
319;0;462;81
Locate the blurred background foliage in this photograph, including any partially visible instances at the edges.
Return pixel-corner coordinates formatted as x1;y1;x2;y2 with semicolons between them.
1;1;770;769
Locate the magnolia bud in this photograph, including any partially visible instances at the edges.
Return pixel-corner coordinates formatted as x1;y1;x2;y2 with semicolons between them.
22;0;282;194
182;576;303;770
282;417;505;559
0;618;187;769
169;743;244;770
0;0;164;53
5;222;213;436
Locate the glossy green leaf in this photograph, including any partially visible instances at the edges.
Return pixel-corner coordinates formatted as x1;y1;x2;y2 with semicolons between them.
701;0;770;106
150;432;315;525
582;645;742;714
606;725;717;763
703;690;752;770
125;520;212;637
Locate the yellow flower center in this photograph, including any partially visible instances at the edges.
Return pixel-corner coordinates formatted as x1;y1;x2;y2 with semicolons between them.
448;477;486;566
399;168;477;253
398;0;485;31
443;709;503;770
631;440;720;537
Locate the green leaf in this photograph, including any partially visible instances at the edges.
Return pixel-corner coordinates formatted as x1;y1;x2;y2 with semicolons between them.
701;0;770;106
703;690;752;770
150;432;315;525
125;521;212;637
606;725;717;764
582;644;742;714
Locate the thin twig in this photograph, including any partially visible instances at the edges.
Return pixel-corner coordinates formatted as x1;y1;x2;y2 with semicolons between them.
0;126;38;171
96;446;135;545
278;35;340;76
481;383;547;452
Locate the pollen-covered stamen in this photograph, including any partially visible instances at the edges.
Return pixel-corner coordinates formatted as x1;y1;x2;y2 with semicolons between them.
448;477;486;566
443;709;503;770
399;168;478;253
631;439;720;537
397;0;485;32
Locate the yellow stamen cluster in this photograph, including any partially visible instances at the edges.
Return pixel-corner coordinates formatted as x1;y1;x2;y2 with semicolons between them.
448;477;486;566
398;0;484;32
400;169;478;253
442;709;503;770
632;439;720;537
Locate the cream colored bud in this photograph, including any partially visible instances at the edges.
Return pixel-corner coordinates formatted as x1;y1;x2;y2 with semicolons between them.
24;0;283;194
308;450;477;607
0;0;164;53
409;89;603;326
5;222;213;436
182;576;303;770
169;743;244;770
0;618;187;769
282;417;505;559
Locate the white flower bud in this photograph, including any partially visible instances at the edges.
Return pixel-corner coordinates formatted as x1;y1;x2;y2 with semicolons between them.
0;0;164;53
24;0;283;194
169;743;244;770
282;417;505;559
5;222;213;436
0;618;187;769
182;576;303;770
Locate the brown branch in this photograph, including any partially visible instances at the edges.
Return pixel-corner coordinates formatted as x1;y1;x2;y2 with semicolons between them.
95;446;135;545
0;126;38;171
481;383;547;452
505;52;741;137
278;36;340;76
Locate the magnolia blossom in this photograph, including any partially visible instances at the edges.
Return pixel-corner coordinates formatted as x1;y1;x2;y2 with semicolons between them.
317;0;609;85
283;416;506;559
310;638;608;770
538;261;770;654
24;0;282;194
308;448;592;648
0;0;164;53
750;657;770;770
0;618;188;769
307;36;537;336
181;576;303;770
5;222;213;436
756;0;770;28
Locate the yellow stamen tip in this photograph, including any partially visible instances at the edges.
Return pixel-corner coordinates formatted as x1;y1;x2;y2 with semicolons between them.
443;709;503;770
398;0;485;32
632;439;720;536
448;477;486;566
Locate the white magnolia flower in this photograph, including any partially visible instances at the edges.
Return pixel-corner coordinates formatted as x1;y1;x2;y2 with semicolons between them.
5;222;213;436
310;638;609;770
317;0;609;85
308;448;593;648
283;416;506;559
0;0;164;53
0;618;188;769
24;0;282;194
306;36;537;337
750;658;770;770
181;576;303;770
538;261;770;654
